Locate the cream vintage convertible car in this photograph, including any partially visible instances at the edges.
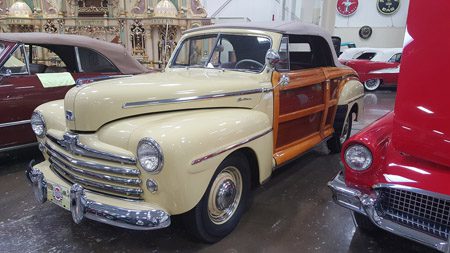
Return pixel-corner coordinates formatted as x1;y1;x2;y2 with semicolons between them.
26;22;364;242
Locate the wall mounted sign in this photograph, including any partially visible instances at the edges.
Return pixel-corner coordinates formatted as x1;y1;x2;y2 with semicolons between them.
377;0;400;15
337;0;359;16
359;26;373;39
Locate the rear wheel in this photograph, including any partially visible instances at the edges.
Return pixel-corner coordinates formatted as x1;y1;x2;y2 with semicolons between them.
353;211;379;233
183;153;250;243
328;113;352;153
364;79;381;91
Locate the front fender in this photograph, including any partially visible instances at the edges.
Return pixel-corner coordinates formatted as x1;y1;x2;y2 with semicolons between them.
342;112;394;192
103;108;273;215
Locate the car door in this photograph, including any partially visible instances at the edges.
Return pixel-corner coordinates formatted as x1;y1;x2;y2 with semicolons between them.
272;36;344;165
0;43;49;150
0;42;125;151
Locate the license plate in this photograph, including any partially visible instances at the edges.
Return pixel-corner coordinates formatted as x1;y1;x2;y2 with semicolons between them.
47;181;70;211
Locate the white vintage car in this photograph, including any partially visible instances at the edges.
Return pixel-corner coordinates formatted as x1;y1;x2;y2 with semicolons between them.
26;22;364;242
339;47;402;62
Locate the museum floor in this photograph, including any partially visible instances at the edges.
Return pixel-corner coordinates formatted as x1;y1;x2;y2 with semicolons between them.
0;89;437;253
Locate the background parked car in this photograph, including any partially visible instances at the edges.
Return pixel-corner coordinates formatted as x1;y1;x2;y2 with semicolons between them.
329;1;450;252
0;33;149;152
339;48;402;91
337;41;356;56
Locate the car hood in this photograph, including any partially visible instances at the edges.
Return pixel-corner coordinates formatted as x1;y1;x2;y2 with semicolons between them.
64;69;268;131
392;29;450;167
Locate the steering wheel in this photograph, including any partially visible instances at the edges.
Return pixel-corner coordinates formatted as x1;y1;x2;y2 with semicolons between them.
235;59;264;70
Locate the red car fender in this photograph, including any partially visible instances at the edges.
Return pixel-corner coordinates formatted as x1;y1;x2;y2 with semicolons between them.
342;112;394;192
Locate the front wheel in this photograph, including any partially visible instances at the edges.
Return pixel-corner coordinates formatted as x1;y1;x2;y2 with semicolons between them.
183;153;250;243
328;113;352;153
364;79;381;91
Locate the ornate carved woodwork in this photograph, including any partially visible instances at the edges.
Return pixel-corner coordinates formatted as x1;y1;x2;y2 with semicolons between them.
157;24;177;66
130;19;147;57
43;19;57;33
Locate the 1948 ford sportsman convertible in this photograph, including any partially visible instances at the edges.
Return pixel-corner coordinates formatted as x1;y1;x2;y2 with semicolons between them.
26;22;364;242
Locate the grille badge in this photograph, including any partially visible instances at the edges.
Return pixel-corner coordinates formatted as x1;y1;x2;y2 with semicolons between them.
59;133;79;154
65;110;75;121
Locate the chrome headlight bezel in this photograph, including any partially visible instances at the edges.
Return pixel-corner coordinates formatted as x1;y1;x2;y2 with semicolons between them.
137;138;164;174
31;111;46;138
344;144;373;171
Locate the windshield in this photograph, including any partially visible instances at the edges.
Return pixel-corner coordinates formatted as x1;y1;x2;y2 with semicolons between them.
172;34;271;73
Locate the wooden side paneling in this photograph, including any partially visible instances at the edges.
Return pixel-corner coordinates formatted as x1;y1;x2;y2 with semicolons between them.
271;67;357;166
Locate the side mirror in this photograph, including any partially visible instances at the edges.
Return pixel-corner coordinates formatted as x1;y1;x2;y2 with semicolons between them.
265;49;280;70
0;68;12;77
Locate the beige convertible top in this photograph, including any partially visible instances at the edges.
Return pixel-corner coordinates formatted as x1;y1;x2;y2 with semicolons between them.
186;21;343;67
0;33;149;74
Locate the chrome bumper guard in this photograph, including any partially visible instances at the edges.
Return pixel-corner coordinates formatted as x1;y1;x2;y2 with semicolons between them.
26;163;171;231
328;172;450;253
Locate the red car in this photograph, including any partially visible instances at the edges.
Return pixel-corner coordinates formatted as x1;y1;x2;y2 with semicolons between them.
0;33;148;152
329;1;450;252
340;48;402;91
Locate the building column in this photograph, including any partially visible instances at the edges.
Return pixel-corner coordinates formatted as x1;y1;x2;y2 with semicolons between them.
320;0;337;34
145;27;153;62
300;0;315;24
152;26;160;66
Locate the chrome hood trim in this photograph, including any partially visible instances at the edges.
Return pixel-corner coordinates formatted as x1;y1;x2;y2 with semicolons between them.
64;70;270;131
123;88;271;109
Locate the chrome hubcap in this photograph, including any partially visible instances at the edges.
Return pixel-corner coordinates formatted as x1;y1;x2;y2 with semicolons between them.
208;166;242;225
365;79;380;90
340;118;350;144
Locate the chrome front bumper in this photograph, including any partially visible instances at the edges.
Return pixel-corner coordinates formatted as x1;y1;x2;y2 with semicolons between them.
26;161;171;230
328;172;450;253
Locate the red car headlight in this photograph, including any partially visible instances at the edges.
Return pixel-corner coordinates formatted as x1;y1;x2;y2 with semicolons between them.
344;144;373;171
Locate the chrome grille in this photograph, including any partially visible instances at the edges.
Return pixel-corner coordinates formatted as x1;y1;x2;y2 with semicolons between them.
45;135;143;200
377;187;450;240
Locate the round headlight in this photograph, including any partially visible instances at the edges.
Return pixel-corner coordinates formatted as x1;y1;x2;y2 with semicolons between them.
31;111;46;138
344;144;372;171
137;138;163;173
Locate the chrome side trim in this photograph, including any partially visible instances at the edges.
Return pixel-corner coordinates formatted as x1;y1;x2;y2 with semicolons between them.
0;120;31;128
45;143;140;176
69;184;170;230
49;156;141;186
50;162;143;198
46;133;136;165
191;128;272;165
123;88;272;109
328;172;450;253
